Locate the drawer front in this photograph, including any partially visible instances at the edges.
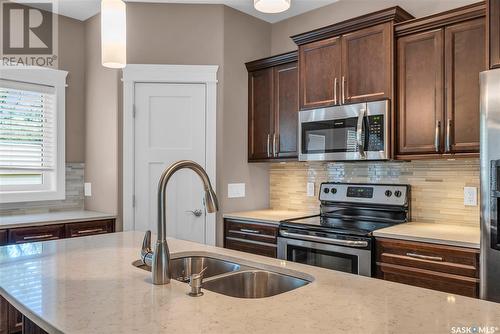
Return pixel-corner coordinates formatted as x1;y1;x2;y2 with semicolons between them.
0;230;7;246
224;219;278;244
376;238;479;278
8;225;65;245
377;262;479;298
7;304;22;334
65;220;115;238
225;238;277;258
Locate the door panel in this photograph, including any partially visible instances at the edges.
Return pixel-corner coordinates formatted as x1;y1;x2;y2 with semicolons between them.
134;83;207;244
299;36;342;110
490;0;500;68
342;23;392;104
248;68;273;160
445;18;486;154
274;62;298;158
397;29;444;156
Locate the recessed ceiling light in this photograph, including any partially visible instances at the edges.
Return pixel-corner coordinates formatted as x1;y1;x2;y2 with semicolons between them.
254;0;291;14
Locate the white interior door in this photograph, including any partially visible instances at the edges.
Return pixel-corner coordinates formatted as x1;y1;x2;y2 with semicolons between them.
134;83;207;244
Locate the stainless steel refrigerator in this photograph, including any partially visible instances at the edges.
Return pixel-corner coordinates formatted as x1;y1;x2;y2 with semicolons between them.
480;68;500;302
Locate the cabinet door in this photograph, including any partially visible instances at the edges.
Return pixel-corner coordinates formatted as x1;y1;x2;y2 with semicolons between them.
397;29;444;157
299;36;341;110
445;19;486;154
1;296;7;334
7;304;22;334
0;230;7;246
248;68;274;161
342;23;392;104
490;0;500;68
274;62;298;159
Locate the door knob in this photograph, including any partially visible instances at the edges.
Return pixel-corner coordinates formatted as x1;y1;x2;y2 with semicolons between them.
186;209;203;217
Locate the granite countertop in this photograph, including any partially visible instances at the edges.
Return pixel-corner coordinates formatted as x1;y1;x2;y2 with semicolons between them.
0;210;116;229
373;222;480;249
223;209;318;225
1;231;499;334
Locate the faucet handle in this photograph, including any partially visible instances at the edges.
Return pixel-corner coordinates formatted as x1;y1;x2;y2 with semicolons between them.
141;230;152;254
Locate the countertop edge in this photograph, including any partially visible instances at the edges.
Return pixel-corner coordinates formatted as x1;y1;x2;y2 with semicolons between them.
0;211;117;229
372;231;480;249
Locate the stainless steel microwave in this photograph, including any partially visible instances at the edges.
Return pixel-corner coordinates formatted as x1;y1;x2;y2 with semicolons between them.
298;100;389;161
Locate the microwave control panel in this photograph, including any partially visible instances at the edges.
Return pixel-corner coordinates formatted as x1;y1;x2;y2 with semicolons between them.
367;115;384;151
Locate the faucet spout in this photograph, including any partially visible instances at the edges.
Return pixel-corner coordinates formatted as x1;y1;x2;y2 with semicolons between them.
150;160;218;285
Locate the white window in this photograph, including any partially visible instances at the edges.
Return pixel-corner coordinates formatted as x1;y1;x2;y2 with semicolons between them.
0;67;67;204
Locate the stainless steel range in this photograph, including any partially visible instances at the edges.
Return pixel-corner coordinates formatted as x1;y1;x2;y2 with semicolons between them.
278;183;410;277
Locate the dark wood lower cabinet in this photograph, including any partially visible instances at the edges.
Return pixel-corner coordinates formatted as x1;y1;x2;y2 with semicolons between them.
65;219;115;238
0;231;7;247
376;237;480;298
224;219;278;258
8;225;65;245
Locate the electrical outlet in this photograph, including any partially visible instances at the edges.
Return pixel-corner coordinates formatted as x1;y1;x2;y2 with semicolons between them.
228;183;245;198
307;182;315;197
84;182;92;197
464;187;478;206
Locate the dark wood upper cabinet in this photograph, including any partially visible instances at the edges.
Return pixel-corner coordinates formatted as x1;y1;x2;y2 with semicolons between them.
246;52;298;162
274;62;299;158
397;29;445;156
489;0;500;68
299;37;341;109
342;23;392;104
248;68;274;161
395;2;485;159
445;18;486;154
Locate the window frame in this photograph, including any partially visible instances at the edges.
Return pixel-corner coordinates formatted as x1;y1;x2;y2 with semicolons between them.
0;66;68;204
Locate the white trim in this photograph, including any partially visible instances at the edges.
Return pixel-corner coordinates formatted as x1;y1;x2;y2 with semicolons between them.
0;66;68;204
122;64;218;246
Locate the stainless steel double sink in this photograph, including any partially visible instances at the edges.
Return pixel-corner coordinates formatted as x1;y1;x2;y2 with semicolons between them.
133;256;311;298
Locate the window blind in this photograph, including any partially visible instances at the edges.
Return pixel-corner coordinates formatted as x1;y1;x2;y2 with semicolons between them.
0;79;56;171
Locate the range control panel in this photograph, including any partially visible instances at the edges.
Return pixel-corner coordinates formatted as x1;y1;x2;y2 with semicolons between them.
320;183;409;206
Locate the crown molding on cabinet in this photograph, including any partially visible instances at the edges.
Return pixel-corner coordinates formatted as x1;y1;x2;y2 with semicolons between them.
245;51;298;72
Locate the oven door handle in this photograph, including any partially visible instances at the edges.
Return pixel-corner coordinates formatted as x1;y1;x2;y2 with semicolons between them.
356;108;366;159
280;230;368;248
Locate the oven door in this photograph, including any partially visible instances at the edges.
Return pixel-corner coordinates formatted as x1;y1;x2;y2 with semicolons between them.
277;235;372;277
299;100;389;161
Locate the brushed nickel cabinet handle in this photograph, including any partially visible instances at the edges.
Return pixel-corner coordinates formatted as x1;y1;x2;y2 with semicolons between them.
77;228;106;234
446;119;452;152
334;77;338;105
23;234;53;240
406;252;444;262
273;133;278;157
240;228;260;234
435;120;441;152
267;133;271;158
342;76;346;104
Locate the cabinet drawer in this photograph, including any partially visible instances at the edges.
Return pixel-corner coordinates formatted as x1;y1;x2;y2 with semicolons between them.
65;220;115;238
8;225;65;244
0;230;7;246
224;219;278;244
225;238;277;258
376;238;479;278
377;262;479;298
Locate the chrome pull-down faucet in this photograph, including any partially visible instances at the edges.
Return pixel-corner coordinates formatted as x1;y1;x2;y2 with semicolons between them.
140;160;219;285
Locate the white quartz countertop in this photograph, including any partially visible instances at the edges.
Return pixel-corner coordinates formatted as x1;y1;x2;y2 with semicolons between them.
223;209;317;225
373;222;480;249
0;210;116;229
1;231;499;334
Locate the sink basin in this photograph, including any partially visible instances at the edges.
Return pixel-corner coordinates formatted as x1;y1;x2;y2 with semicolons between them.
132;256;242;282
202;270;310;298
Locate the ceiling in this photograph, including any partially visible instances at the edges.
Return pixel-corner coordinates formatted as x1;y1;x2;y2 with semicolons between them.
22;0;338;23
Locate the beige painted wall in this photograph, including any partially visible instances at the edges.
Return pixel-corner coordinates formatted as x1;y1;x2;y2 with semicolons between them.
84;15;120;221
58;15;86;163
270;0;479;54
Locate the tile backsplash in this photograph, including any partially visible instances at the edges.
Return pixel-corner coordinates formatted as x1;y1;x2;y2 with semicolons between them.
0;163;85;216
270;159;480;226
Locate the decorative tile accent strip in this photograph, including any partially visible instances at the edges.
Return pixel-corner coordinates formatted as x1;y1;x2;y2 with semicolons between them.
270;159;480;226
0;163;85;216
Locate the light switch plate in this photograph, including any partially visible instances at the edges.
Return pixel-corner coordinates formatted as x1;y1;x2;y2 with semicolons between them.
464;186;477;206
228;183;245;198
307;182;315;197
84;182;92;197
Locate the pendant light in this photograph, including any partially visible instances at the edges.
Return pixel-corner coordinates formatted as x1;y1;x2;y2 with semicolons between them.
254;0;291;13
101;0;126;69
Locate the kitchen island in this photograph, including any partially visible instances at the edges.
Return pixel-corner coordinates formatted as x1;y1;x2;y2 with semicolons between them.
1;231;499;334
